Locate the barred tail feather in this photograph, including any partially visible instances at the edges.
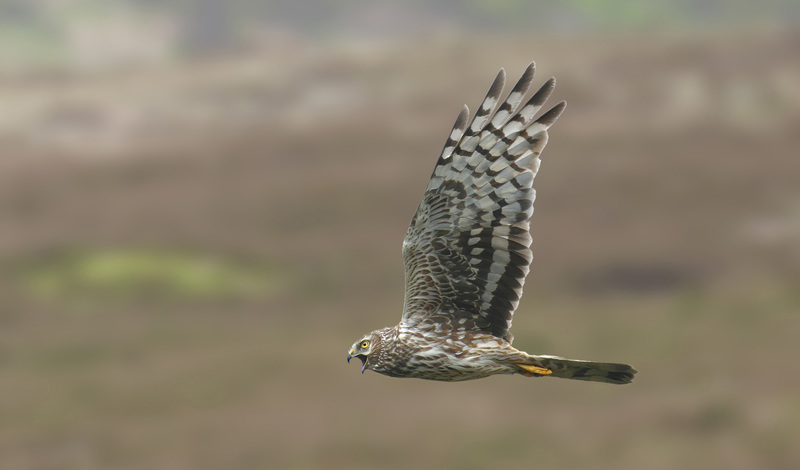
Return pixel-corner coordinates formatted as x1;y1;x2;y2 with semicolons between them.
534;355;637;385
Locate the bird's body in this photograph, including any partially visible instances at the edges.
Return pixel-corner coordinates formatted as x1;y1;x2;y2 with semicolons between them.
359;326;525;381
348;63;636;384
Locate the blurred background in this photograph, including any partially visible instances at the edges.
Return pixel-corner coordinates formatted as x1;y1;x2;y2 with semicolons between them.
1;1;799;469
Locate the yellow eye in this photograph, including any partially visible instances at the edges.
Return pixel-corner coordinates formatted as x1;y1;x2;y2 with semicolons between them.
360;340;370;349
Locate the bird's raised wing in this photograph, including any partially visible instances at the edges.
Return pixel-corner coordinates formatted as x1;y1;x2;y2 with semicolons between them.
401;63;565;341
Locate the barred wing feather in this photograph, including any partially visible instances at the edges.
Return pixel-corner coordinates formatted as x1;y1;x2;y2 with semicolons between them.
401;63;566;341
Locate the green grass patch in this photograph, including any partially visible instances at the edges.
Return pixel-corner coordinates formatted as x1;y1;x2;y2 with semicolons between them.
17;248;288;304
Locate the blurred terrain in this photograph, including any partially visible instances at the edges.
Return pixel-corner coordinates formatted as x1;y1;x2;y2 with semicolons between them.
1;2;799;470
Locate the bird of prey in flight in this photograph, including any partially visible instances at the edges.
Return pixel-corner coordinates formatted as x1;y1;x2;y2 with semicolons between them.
348;63;636;384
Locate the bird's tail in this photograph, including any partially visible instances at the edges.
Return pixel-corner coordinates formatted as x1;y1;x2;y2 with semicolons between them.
522;355;636;384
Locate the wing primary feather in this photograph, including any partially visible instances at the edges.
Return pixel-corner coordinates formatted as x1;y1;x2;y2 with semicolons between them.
527;77;557;111
489;62;536;129
466;69;506;136
502;77;557;132
534;100;567;128
439;104;470;161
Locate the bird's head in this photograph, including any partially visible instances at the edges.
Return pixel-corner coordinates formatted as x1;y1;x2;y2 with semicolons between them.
347;327;398;374
347;332;379;374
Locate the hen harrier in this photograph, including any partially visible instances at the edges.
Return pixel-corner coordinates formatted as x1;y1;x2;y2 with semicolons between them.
347;63;636;384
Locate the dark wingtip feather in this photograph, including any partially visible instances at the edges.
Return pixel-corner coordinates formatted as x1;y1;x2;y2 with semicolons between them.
454;104;470;130
536;100;567;127
525;61;536;74
516;62;536;90
529;77;557;107
465;67;507;135
486;68;506;101
438;104;471;161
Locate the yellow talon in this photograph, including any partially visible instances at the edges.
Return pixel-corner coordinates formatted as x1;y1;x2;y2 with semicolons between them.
517;364;553;376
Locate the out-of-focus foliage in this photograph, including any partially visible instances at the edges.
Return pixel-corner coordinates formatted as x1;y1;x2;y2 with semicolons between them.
18;248;282;303
1;0;799;71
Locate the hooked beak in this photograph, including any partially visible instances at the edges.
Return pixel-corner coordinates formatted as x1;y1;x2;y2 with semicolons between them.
347;349;367;374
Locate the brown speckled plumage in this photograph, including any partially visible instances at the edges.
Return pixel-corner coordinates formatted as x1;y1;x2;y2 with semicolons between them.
347;63;636;385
